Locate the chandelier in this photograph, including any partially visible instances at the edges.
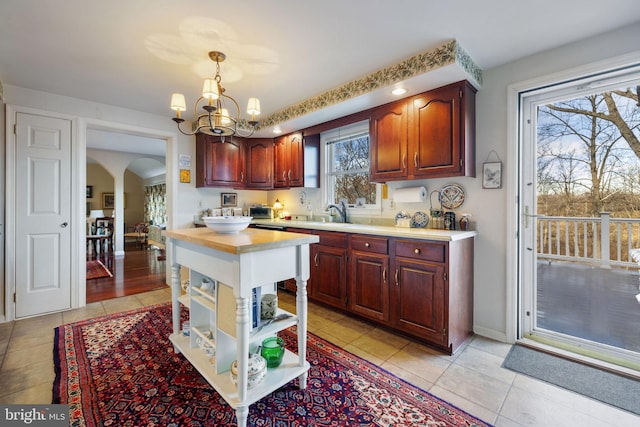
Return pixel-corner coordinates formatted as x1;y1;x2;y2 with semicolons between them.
170;51;261;137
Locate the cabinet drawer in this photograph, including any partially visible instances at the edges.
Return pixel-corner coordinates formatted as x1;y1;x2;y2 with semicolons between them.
314;230;347;247
350;235;388;254
395;240;446;263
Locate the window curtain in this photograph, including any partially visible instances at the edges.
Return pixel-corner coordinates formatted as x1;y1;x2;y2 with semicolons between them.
144;183;167;225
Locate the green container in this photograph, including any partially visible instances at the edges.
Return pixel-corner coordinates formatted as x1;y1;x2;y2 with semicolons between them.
261;336;285;368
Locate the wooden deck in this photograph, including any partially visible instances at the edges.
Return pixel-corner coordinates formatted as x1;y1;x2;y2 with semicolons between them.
537;261;640;353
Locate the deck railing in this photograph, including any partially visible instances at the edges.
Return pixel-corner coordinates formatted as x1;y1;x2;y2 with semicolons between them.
537;212;640;269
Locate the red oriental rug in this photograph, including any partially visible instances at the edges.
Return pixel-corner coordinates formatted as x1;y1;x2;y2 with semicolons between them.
53;303;492;427
86;260;112;280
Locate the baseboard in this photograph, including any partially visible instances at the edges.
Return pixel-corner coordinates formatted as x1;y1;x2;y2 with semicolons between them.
473;325;509;344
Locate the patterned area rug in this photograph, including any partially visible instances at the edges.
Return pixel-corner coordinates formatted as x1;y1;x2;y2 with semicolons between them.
86;260;112;280
53;303;491;426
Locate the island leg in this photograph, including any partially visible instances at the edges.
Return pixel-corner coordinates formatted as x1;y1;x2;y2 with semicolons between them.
171;263;182;354
296;277;308;389
235;404;249;427
235;296;251;405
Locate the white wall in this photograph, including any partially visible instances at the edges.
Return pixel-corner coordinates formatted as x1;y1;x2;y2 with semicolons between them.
473;23;640;341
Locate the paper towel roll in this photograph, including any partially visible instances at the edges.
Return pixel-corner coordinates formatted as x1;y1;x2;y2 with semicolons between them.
394;186;427;203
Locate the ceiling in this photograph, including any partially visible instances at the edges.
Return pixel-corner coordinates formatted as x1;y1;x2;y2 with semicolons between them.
2;0;639;156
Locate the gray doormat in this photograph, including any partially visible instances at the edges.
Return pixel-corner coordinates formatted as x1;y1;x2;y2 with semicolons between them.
502;345;640;415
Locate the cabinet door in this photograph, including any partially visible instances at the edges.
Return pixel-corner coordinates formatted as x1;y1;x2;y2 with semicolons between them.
370;100;408;182
288;133;304;187
273;135;289;188
311;244;347;308
410;83;462;178
245;138;273;189
391;258;446;345
196;134;245;188
349;251;389;321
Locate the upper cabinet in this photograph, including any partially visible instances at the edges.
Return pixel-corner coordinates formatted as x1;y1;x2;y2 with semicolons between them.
274;132;304;188
245;138;274;189
370;80;476;182
196;134;246;188
369;99;409;182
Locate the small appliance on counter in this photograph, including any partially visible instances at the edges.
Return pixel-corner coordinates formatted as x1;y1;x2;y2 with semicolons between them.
249;206;273;219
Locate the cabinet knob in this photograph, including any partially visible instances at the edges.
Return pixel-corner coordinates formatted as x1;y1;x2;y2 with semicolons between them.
364;242;370;248
414;248;421;254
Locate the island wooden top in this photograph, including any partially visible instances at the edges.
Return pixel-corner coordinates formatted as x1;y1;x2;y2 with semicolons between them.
163;227;319;255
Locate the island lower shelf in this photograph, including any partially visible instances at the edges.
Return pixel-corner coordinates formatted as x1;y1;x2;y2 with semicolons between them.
169;333;309;408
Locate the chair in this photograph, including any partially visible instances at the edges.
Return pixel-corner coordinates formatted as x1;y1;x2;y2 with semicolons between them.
124;222;149;249
94;217;114;252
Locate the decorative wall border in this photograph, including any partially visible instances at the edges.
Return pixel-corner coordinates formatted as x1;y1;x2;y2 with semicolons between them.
253;39;482;130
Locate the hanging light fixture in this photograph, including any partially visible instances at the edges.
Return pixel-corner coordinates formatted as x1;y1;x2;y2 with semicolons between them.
170;51;261;137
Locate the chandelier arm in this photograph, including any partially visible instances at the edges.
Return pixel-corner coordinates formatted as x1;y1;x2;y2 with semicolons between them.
175;120;198;136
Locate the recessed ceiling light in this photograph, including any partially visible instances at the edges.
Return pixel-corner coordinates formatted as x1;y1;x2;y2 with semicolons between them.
391;87;407;96
273;126;282;134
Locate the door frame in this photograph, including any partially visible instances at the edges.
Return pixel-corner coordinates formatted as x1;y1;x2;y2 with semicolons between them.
5;105;179;320
506;53;640;351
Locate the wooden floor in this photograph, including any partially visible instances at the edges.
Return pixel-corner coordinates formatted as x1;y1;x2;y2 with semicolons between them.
86;242;167;303
537;261;640;353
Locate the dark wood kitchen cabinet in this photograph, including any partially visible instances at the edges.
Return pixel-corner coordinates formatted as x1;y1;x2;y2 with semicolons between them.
369;99;408;182
196;134;246;188
278;226;474;355
391;238;474;354
348;234;390;322
370;80;476;182
310;230;348;309
245;138;273;189
274;132;304;187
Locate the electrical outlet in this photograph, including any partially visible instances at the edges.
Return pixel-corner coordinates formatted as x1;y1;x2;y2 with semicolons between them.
390;199;394;209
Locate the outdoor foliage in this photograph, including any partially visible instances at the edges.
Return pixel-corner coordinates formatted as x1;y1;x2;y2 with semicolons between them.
330;135;376;204
537;86;640;217
536;85;640;262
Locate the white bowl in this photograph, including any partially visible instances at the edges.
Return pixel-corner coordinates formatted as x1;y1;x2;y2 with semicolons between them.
202;216;252;234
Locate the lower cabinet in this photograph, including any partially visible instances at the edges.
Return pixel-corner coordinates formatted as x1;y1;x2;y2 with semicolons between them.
311;240;348;308
348;235;390;322
284;227;474;354
391;256;446;346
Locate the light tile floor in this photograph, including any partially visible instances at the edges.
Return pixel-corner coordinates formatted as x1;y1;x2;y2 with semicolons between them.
0;288;638;426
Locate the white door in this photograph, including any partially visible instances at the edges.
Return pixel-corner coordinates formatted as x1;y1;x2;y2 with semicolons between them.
15;112;72;318
519;68;640;367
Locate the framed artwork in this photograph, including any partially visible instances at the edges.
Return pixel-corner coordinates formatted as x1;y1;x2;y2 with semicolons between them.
221;192;237;207
102;193;115;209
102;193;127;209
482;162;502;189
86;185;93;198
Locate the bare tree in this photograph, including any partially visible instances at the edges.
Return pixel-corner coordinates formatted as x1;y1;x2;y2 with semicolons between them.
538;88;640;215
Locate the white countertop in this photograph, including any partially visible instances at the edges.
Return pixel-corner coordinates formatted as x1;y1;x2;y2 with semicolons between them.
251;219;477;242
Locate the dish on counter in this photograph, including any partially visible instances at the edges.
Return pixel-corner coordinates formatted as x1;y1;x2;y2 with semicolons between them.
438;184;465;209
202;216;253;233
411;211;429;228
395;210;411;226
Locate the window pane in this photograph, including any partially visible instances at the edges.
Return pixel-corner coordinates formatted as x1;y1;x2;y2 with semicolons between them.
334;172;376;204
332;135;370;172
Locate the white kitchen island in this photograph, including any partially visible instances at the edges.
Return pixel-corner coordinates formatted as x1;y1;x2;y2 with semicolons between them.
164;227;319;427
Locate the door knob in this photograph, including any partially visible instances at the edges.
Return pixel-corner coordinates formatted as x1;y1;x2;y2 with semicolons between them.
60;222;68;228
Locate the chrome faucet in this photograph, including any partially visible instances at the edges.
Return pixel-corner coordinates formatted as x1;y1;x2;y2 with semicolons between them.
327;200;348;223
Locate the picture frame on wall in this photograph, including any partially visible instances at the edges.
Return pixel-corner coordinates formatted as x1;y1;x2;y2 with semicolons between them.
102;193;115;209
482;162;502;189
221;192;237;207
102;192;127;209
86;185;93;198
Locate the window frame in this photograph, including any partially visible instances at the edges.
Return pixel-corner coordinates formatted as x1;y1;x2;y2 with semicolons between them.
321;120;381;214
